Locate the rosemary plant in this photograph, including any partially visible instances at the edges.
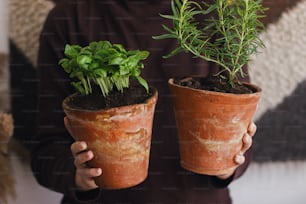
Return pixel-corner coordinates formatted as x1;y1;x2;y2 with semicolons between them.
153;0;266;87
59;41;149;97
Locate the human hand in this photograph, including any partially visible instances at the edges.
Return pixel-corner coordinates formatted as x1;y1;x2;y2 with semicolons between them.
70;141;102;191
64;117;102;191
216;122;257;180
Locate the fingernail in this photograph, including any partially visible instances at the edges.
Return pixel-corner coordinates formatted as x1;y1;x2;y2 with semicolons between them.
249;123;256;134
97;168;102;175
235;155;245;164
87;151;93;158
235;156;241;164
80;142;87;150
251;123;256;129
243;135;250;143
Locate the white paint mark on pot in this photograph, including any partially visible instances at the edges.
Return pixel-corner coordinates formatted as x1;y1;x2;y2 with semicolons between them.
231;116;242;124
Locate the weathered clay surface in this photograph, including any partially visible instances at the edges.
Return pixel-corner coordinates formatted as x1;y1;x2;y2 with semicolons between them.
63;89;158;189
168;78;261;175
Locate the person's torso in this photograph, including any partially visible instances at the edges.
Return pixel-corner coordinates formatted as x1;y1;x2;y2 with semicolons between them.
59;0;230;203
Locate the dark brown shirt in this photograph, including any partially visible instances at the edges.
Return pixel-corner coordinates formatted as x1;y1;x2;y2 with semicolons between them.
31;0;252;203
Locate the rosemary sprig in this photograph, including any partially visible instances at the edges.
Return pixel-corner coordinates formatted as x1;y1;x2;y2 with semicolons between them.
153;0;266;87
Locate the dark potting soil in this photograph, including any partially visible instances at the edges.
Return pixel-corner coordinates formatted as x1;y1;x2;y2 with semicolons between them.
174;76;256;94
67;86;153;110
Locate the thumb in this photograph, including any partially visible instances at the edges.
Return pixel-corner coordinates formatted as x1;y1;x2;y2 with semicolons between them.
64;116;73;136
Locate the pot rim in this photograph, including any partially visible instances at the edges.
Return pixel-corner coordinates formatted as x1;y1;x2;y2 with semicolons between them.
168;77;262;97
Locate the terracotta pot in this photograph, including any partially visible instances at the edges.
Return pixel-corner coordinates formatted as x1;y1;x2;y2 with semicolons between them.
62;88;158;189
168;78;261;175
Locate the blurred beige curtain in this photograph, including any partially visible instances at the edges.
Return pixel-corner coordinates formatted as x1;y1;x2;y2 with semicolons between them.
9;0;54;66
0;0;9;111
249;0;306;120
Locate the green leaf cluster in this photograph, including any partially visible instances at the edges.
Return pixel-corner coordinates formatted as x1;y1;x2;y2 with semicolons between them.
153;0;266;87
59;41;149;96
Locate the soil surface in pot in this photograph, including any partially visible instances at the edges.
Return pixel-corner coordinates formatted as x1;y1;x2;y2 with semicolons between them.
174;76;256;94
67;86;153;110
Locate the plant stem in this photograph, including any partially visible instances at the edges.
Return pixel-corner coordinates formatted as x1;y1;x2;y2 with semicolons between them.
178;0;231;73
231;0;249;83
218;0;235;67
